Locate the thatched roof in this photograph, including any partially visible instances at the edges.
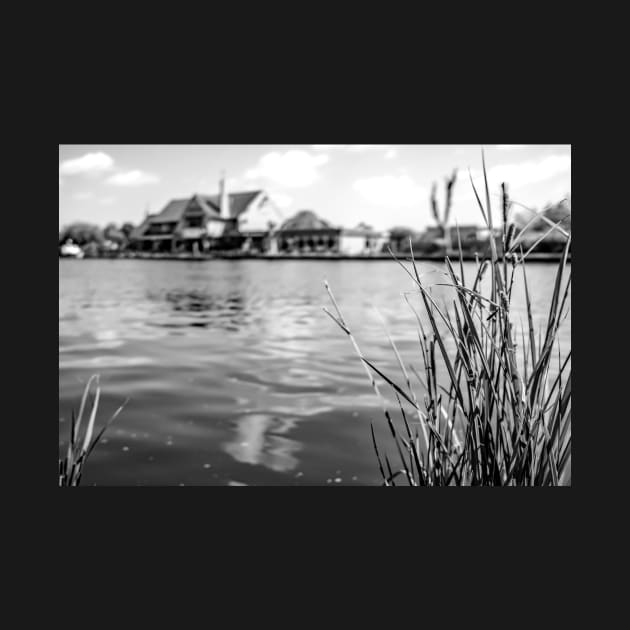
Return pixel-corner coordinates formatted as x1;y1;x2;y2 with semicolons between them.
279;210;334;232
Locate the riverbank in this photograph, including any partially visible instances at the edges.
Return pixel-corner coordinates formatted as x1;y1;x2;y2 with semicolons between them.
62;251;571;263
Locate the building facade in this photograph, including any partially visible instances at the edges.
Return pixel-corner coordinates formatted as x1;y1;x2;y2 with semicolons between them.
272;210;388;255
130;176;284;254
130;179;391;256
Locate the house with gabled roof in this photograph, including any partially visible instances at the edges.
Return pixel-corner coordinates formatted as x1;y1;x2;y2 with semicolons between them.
130;175;284;253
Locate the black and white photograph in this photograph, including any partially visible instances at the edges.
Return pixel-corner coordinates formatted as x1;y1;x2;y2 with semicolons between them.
58;144;571;486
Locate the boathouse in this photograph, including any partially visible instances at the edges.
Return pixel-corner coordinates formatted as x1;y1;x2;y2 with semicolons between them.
273;210;388;255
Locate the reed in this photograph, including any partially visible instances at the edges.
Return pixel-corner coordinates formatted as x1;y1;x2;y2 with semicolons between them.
58;375;126;486
325;152;571;486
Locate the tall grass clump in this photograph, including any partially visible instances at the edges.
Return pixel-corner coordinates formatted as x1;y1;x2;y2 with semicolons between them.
59;374;126;486
324;152;571;486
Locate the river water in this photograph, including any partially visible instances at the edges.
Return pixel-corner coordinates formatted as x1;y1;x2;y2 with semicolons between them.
59;258;571;486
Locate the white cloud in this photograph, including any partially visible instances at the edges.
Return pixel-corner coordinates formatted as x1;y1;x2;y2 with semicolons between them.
59;152;114;176
453;155;571;205
353;175;427;207
72;192;95;201
489;155;570;189
385;149;397;159
106;170;160;186
245;150;328;188
268;192;293;209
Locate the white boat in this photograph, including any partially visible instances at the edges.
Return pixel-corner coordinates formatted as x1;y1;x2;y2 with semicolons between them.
60;241;84;258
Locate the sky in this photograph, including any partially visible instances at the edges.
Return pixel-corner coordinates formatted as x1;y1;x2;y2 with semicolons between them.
59;145;571;232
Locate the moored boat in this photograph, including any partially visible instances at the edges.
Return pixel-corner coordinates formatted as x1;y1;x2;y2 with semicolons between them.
59;241;84;258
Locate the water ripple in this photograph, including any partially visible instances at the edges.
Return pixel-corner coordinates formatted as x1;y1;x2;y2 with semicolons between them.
59;259;570;485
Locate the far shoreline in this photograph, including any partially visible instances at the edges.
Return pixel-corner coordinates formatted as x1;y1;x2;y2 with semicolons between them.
60;252;571;263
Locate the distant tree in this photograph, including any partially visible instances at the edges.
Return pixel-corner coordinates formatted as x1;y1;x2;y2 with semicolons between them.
512;208;531;230
121;222;136;239
541;199;571;232
514;198;571;234
510;197;571;254
59;223;104;246
518;229;568;253
104;222;126;246
82;241;102;258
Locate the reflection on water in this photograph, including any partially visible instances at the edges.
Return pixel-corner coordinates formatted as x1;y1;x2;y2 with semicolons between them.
145;288;248;330
59;259;570;485
223;414;301;472
158;288;245;314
